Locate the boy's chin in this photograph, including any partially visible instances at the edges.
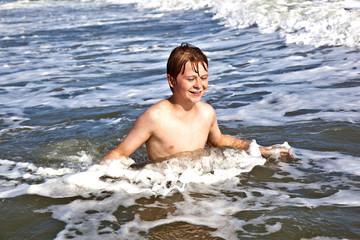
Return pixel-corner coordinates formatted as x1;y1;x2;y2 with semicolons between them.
189;95;203;102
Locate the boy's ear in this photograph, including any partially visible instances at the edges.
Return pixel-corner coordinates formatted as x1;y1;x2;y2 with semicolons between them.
167;74;176;88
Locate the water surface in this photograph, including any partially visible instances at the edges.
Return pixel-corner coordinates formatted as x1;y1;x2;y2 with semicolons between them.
1;0;359;239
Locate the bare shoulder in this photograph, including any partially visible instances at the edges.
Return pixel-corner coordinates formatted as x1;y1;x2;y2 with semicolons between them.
140;99;171;121
196;101;216;117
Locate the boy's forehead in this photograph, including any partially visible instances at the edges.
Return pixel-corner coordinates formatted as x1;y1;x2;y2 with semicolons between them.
183;61;208;74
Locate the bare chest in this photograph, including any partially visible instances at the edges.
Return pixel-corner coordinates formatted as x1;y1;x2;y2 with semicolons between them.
147;116;211;159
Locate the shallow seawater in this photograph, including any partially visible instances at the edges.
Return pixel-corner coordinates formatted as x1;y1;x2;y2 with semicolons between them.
1;0;360;239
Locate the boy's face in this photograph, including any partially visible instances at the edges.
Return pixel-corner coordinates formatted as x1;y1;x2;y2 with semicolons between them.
169;61;208;104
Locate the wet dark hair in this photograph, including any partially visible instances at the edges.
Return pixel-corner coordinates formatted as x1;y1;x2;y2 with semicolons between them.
167;43;208;91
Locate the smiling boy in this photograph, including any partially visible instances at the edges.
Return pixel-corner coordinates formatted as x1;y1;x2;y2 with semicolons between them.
100;43;292;164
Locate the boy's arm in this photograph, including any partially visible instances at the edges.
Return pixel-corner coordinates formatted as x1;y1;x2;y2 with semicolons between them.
212;135;293;160
207;110;293;160
98;111;153;164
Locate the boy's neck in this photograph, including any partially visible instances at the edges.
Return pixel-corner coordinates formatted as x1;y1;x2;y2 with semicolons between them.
168;96;197;112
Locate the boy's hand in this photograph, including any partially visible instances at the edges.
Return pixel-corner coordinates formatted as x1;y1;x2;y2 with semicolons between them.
277;147;294;161
260;143;294;162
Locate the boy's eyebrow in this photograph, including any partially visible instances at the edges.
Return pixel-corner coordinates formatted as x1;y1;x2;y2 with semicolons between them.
185;73;208;77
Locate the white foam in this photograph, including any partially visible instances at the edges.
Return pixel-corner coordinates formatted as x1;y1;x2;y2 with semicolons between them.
264;148;360;210
0;159;76;197
302;237;349;240
0;147;265;198
67;150;94;165
36;193;136;239
212;0;360;48
2;0;360;48
108;0;360;48
0;147;267;239
3;146;359;239
295;149;360;176
298;190;360;208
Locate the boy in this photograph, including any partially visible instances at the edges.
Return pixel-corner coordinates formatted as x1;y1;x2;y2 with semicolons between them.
100;43;292;165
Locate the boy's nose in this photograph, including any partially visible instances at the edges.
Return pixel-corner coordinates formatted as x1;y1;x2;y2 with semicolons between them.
193;77;201;88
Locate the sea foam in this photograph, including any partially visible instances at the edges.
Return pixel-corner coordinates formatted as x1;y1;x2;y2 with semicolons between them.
0;143;267;199
110;0;360;48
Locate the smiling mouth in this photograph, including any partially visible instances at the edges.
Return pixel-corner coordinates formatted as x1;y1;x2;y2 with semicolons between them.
189;90;202;95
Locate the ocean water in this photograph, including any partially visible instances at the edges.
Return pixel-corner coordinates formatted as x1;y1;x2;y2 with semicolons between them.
1;0;360;239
